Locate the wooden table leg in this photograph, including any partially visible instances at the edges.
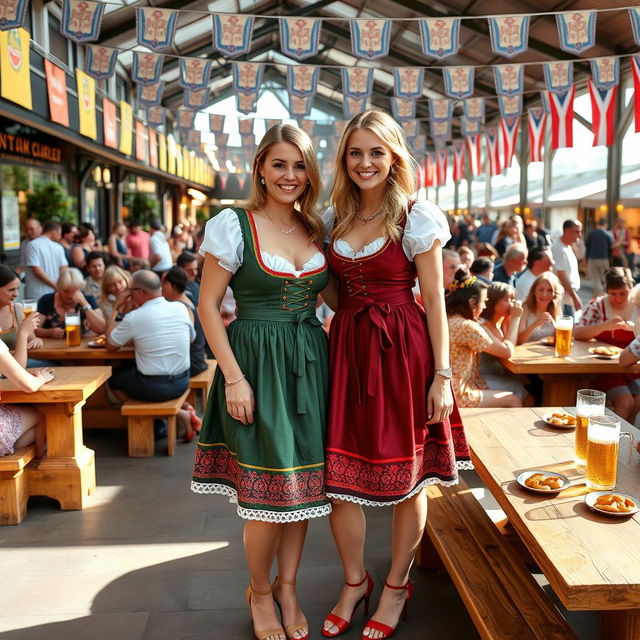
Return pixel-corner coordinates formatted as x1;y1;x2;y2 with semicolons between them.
539;375;582;405
601;609;640;639
127;416;155;457
27;401;96;510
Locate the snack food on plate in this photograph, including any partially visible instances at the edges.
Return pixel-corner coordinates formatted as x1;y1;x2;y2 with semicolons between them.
524;473;564;490
594;493;636;512
591;346;621;357
93;335;106;346
547;412;576;426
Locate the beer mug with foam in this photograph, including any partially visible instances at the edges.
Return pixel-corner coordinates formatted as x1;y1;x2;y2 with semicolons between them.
586;415;634;490
554;315;573;357
22;299;37;319
65;311;81;347
575;389;606;465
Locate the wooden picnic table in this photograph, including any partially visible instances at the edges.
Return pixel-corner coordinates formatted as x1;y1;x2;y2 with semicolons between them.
462;406;640;639
30;336;134;361
0;366;112;511
499;339;640;405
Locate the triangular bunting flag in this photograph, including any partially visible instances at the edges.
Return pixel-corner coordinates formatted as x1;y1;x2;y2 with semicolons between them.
212;14;254;57
548;86;575;149
465;134;482;177
452;140;465;183
343;96;367;119
135;8;178;51
498;94;522;117
419;17;460;59
179;58;212;90
630;9;640;46
528;107;546;162
500;116;520;168
148;106;167;128
488;15;529;58
463;98;484;122
590;57;619;90
493;64;524;96
443;67;474;99
85;45;118;80
279;17;322;60
588;80;617;147
209;114;225;133
131;52;164;86
287;65;318;98
393;67;424;100
137;82;164;106
232;62;264;94
461;117;481;136
237;91;258;114
61;0;104;43
184;88;209;110
390;98;416;121
429;98;453;121
543;61;573;94
556;11;596;54
485;126;501;176
350;19;391;59
632;56;640;133
435;147;448;186
342;67;373;99
0;0;28;30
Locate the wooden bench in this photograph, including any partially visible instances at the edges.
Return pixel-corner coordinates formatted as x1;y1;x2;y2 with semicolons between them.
0;445;36;525
121;388;191;457
419;478;577;640
187;359;217;411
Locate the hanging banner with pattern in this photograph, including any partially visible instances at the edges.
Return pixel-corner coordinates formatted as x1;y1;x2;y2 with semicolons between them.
498;94;522;117
435;147;447;186
548;86;575;149
132;52;164;86
184;88;209;110
588;80;617;147
528;107;546;162
590;57;619;90
0;0;29;31
103;98;117;148
419;17;460;59
393;67;424;100
119;101;133;155
543;61;573;94
630;9;640;46
136;8;178;51
429;98;453;122
465;134;482;177
493;64;524;96
287;65;318;98
556;11;596;54
137;82;164;106
430;119;451;140
341;67;373;99
148;106;167;128
414;134;426;154
279;17;322;60
350;19;391;60
500;116;520;168
299;119;315;137
463;98;484;122
85;45;118;80
215;132;228;147
209;114;225;132
452;140;465;183
403;120;418;138
45;59;68;126
148;128;158;167
238;118;253;135
488;15;529;58
232;61;264;94
177;110;196;130
60;0;104;43
76;69;96;140
212;14;254;57
485;126;501;176
179;58;212;90
343;96;367;119
461;116;481;136
237;91;258;114
442;67;474;99
390;97;416;121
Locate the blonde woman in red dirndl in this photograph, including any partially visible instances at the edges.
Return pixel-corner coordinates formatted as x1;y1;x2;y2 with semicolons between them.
320;110;471;640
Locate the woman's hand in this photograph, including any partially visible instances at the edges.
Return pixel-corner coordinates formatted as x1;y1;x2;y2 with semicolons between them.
51;327;65;339
225;379;255;425
537;312;555;327
427;376;454;424
27;337;43;349
19;311;41;335
509;299;523;320
34;367;55;384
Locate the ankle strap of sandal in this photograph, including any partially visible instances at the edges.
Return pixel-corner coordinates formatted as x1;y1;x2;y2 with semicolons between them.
249;583;273;596
274;575;296;586
345;571;369;588
384;580;411;590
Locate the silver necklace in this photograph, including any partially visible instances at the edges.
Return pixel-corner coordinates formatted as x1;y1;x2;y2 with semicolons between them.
264;211;297;235
355;207;382;224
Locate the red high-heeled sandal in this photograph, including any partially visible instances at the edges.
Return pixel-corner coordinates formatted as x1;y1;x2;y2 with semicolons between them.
186;405;202;434
322;571;374;638
361;580;413;640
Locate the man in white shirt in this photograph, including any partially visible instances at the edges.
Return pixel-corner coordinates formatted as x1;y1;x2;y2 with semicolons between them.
24;221;68;300
515;247;555;301
105;270;195;403
148;218;173;276
18;217;42;275
552;219;583;316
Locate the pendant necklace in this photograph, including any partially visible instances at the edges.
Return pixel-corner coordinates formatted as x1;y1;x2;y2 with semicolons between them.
355;206;382;224
265;211;297;235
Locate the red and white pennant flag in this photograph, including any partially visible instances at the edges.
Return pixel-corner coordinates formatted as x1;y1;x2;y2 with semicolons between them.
528;107;546;162
500;117;520;169
424;153;435;188
485;127;501;177
633;56;640;133
435;147;448;186
588;79;617;147
465;134;482;177
547;86;575;149
452;140;465;183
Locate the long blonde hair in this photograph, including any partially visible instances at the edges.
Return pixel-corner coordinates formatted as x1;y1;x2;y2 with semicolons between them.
243;123;323;244
524;271;563;317
330;110;417;242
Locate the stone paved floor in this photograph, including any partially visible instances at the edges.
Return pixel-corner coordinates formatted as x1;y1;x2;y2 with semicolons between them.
0;430;599;640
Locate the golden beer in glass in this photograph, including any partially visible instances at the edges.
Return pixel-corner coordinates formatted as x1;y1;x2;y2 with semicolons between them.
586;415;635;489
575;389;606;465
65;312;81;347
554;315;573;357
22;299;36;319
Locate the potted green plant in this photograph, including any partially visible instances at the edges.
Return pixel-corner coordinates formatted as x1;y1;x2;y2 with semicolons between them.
26;182;75;223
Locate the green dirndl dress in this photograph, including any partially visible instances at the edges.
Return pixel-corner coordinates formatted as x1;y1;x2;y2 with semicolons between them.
191;208;332;522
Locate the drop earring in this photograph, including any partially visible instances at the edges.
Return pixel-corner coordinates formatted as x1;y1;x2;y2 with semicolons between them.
260;176;265;185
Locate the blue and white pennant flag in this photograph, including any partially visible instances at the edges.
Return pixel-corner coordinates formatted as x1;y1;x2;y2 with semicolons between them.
443;67;474;99
61;0;104;43
279;18;322;60
287;66;319;98
488;15;529;58
179;58;213;91
393;68;424;100
85;45;118;80
494;64;524;96
232;62;264;94
350;19;391;60
556;11;596;54
342;67;373;99
136;8;178;52
419;17;460;59
212;14;254;57
543;61;573;94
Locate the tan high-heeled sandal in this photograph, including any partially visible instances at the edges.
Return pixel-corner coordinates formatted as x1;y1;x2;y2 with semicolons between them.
246;584;286;640
272;576;309;640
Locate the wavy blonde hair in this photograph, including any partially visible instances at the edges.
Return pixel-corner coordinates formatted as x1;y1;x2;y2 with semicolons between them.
243;123;323;244
330;110;417;242
524;271;563;318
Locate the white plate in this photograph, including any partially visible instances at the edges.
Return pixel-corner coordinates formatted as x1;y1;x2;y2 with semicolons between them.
516;470;571;494
87;340;106;348
588;346;621;360
541;412;577;429
584;491;639;517
539;336;555;346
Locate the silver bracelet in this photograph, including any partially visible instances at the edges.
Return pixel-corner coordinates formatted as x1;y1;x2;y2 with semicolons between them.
224;374;246;387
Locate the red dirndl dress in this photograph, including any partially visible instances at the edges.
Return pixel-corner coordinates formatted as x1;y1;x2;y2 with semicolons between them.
324;224;472;506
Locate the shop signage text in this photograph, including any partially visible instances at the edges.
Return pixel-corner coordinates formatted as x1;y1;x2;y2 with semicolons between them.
0;133;62;162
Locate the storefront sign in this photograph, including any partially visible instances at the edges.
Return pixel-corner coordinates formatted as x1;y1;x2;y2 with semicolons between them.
76;69;97;140
119;101;133;155
0;28;32;110
103;98;117;148
44;60;69;126
2;194;20;250
148;128;158;167
0;131;62;162
135;120;147;162
158;132;167;171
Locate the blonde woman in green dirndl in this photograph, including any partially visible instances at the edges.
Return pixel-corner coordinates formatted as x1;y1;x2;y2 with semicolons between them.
192;124;331;640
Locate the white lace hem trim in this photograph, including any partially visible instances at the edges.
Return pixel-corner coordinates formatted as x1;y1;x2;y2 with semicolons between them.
326;473;465;507
190;481;332;522
457;460;474;471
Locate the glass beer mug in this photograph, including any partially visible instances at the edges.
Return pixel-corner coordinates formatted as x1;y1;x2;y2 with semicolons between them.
575;389;606;465
554;315;573;358
65;311;81;347
586;415;634;490
22;299;37;319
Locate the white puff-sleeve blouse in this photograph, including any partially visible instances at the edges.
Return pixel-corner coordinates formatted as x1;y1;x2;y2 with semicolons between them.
322;200;451;260
200;208;325;277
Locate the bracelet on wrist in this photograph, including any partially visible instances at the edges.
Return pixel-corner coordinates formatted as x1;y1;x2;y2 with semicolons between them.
224;374;246;387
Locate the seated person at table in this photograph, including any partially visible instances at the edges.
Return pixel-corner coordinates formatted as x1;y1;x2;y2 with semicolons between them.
479;282;533;406
0;265;41;351
176;251;200;306
99;265;133;319
82;251;107;301
575;267;639;422
518;272;564;344
470;256;494;284
446;268;522;408
36;268;106;339
104;270;197;442
0;311;54;458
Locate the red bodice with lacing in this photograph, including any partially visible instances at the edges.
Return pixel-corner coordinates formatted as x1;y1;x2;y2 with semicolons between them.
324;229;471;505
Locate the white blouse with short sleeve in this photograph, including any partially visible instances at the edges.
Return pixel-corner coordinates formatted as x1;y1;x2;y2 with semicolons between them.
200;208;325;278
322;200;451;261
